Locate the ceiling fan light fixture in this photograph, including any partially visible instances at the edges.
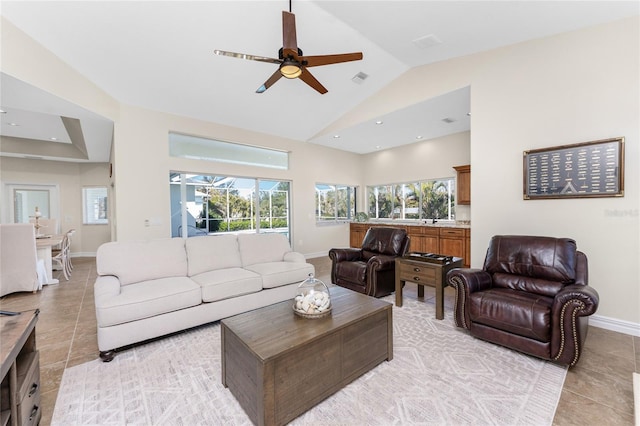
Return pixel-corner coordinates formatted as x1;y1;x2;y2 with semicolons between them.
280;60;302;79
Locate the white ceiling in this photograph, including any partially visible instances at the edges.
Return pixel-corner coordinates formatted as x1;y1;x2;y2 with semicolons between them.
1;1;638;162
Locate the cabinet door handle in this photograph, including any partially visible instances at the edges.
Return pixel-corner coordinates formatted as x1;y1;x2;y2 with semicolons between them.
413;276;420;281
28;382;38;397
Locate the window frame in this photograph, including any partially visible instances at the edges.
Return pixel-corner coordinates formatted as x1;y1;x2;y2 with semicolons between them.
315;183;357;224
82;186;109;225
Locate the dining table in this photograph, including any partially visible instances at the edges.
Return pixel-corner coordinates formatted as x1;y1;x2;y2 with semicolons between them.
35;234;64;285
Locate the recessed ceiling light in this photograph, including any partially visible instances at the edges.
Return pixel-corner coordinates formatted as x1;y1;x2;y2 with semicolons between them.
467;112;471;116
333;135;340;139
50;137;58;141
442;117;456;124
8;122;19;126
375;145;381;149
0;110;6;114
415;135;423;140
375;120;383;125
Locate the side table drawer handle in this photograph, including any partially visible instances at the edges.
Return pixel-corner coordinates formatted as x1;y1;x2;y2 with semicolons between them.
28;382;38;397
413;267;421;272
413;276;420;281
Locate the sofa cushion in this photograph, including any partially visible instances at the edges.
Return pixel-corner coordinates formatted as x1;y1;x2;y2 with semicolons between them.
185;234;242;276
238;233;292;267
190;268;262;302
96;277;201;327
97;238;188;286
245;262;315;289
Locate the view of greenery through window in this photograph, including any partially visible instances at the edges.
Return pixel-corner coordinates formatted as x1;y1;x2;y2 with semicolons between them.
315;184;357;222
367;179;456;221
170;174;291;238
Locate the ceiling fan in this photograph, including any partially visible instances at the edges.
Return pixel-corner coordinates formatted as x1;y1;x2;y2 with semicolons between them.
214;4;363;94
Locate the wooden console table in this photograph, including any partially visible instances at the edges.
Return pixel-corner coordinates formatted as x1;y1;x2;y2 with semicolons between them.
1;310;41;426
395;256;463;320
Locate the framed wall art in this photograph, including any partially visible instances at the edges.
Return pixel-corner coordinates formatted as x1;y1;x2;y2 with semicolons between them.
523;137;624;199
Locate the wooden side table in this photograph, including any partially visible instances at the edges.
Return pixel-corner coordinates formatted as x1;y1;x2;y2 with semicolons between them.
395;256;463;319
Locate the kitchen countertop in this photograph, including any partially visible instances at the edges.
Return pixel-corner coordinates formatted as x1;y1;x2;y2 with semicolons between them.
356;221;470;229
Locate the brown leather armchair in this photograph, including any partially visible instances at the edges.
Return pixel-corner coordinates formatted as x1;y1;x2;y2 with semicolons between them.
329;227;410;298
446;235;599;366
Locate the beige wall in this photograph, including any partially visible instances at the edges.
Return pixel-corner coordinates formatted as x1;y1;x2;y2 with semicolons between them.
2;16;638;330
0;157;111;255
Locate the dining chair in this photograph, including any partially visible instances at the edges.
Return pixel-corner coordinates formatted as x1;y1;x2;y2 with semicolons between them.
52;232;71;280
0;223;46;296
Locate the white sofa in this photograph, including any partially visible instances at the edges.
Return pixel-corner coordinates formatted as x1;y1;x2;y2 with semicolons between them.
94;233;314;361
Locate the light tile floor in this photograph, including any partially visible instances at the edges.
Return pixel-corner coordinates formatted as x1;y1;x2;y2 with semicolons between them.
0;257;636;425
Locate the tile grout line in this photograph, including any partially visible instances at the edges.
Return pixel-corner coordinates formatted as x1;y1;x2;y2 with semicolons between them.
62;266;92;370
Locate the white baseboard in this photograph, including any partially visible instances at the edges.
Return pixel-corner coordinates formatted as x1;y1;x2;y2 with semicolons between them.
305;251;329;259
70;252;96;258
589;314;640;337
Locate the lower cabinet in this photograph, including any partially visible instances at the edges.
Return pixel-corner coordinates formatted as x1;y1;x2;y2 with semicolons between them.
350;223;471;267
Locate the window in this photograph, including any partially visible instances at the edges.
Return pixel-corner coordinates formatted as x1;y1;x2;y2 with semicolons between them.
170;173;291;239
315;183;356;222
169;133;289;170
367;178;455;221
83;187;108;224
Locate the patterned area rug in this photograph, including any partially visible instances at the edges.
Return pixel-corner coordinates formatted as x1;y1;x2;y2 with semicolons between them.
52;294;567;425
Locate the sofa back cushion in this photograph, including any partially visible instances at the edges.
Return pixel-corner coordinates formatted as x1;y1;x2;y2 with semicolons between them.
238;233;292;267
185;234;242;276
483;235;577;296
97;238;188;286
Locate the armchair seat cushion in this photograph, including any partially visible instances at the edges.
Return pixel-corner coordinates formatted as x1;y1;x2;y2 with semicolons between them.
470;288;553;342
335;261;367;284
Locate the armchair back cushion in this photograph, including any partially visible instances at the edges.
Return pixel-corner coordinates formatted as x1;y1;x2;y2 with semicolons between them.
361;227;410;260
484;235;578;297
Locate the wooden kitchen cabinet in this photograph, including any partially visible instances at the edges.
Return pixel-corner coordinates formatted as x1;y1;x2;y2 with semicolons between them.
438;227;465;261
454;165;471;205
349;223;370;248
407;226;439;253
464;229;471;268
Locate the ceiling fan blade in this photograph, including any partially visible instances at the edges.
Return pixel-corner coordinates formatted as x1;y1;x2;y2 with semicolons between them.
303;52;363;68
282;11;298;58
256;69;283;94
299;68;328;94
214;49;281;65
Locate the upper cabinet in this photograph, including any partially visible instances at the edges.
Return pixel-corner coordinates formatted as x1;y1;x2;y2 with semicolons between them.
453;165;471;205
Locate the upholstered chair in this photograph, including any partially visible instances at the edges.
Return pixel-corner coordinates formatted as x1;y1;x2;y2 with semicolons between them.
329;227;410;298
0;223;46;297
446;235;599;366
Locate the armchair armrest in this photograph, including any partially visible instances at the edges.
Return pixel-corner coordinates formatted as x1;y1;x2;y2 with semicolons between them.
446;268;493;329
551;284;599;366
366;254;398;272
328;248;363;263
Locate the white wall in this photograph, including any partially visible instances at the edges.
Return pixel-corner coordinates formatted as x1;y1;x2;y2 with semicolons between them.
111;104;363;256
0;157;112;255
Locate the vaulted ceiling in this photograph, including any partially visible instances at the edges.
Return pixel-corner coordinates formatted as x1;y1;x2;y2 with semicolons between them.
1;1;637;162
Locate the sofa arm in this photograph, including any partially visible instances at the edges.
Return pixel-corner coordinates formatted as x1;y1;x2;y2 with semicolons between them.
446;268;493;329
284;251;306;263
94;275;121;326
328;248;363;263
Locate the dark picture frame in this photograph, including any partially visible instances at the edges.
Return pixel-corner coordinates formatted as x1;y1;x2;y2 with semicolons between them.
523;137;624;199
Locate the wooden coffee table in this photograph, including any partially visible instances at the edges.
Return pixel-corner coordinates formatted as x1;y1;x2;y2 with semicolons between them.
221;286;393;426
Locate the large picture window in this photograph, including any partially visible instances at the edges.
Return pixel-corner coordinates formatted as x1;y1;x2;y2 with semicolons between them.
315;183;357;222
170;173;291;239
367;178;455;221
